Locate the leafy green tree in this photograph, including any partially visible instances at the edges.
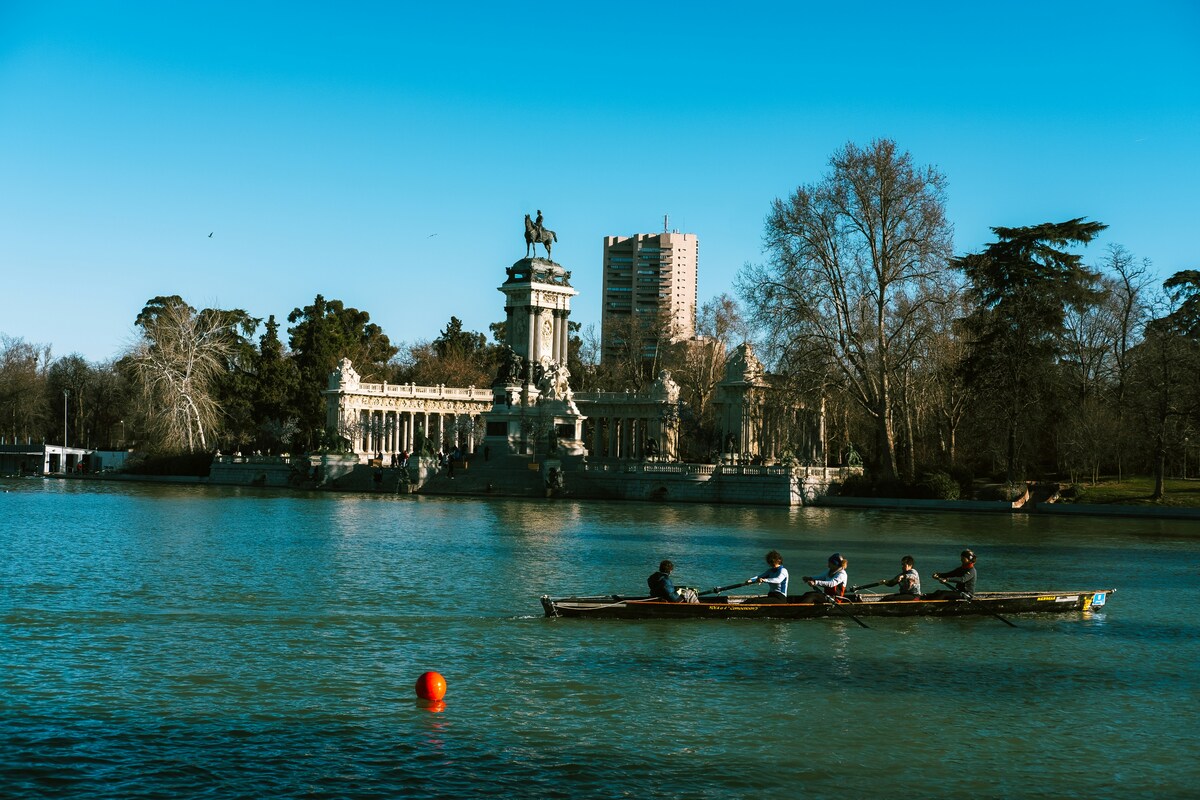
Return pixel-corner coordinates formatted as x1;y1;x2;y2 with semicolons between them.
1160;270;1200;337
956;218;1107;481
433;316;487;359
252;315;300;452
1134;270;1200;498
201;308;261;452
287;295;397;449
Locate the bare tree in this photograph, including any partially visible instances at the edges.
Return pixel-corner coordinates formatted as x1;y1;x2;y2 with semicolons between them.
126;297;238;452
741;139;953;479
1101;245;1154;479
576;323;603;391
0;335;52;445
596;307;680;393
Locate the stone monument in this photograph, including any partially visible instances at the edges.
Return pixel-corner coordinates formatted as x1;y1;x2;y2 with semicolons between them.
483;211;587;460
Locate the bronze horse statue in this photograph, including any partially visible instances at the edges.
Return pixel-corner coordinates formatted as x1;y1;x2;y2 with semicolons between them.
525;214;557;260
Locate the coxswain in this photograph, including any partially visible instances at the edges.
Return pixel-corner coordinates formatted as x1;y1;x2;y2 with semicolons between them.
648;560;695;602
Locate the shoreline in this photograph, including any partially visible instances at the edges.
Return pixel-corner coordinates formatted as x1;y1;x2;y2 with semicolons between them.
23;472;1200;521
813;495;1200;520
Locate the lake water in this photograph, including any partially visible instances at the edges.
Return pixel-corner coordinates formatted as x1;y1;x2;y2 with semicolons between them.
2;479;1198;799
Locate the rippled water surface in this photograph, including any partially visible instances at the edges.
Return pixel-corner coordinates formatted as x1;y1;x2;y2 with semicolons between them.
2;479;1198;798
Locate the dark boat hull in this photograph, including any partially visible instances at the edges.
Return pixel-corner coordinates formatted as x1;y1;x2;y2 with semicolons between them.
540;590;1114;620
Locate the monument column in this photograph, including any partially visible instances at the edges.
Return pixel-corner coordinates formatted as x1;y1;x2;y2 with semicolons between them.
549;310;559;362
526;306;537;377
558;311;568;364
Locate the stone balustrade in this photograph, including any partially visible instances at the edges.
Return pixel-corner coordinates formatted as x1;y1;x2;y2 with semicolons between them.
355;383;494;401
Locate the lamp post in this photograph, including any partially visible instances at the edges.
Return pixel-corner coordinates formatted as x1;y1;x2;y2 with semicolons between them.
62;389;70;473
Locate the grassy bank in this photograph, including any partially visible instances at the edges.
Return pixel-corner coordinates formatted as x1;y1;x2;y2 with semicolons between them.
1068;477;1200;508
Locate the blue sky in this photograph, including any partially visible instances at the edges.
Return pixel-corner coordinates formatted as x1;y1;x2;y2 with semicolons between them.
2;1;1198;363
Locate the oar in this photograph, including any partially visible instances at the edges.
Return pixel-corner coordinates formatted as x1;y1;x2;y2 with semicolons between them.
848;580;887;592
933;576;1018;628
806;580;870;629
697;579;755;597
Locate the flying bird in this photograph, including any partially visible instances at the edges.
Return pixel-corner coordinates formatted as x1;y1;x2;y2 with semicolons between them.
428;233;438;237
208;232;213;238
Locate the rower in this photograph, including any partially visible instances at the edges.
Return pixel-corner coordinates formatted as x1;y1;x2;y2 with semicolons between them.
798;553;849;603
881;555;922;600
748;550;789;603
926;549;977;599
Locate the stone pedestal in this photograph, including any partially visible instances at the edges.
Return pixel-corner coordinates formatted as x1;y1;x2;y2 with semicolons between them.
483;384;586;459
484;256;586;459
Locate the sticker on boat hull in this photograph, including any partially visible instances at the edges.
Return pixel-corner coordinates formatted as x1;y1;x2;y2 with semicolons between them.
1091;592;1107;607
1053;595;1079;603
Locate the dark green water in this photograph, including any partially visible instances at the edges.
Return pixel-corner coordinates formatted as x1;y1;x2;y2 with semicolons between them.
2;479;1198;798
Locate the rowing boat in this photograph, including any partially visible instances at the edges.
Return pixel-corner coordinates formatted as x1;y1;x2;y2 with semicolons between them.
540;589;1114;619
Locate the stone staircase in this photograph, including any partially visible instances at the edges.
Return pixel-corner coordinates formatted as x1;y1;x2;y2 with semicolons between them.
417;455;549;498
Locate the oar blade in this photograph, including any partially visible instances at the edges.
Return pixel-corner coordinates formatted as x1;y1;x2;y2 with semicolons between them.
934;576;1018;628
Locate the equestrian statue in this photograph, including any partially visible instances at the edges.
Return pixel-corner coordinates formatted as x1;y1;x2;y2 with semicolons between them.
524;209;557;260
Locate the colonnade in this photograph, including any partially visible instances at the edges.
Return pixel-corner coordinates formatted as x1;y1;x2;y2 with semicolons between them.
583;416;670;460
324;358;495;464
354;409;484;458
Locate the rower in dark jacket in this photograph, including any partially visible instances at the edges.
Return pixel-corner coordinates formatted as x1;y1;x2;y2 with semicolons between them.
926;549;977;599
648;560;684;602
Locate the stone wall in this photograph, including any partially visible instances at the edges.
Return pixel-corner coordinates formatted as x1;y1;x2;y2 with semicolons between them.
209;455;307;488
563;463;856;506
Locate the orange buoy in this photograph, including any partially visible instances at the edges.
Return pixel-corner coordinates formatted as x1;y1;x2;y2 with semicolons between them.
415;671;447;701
